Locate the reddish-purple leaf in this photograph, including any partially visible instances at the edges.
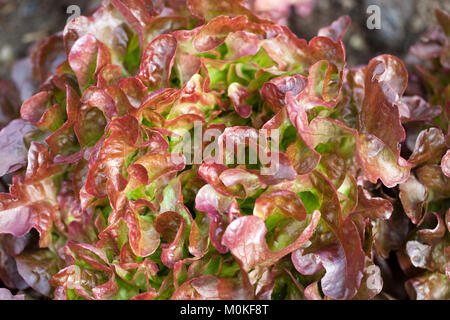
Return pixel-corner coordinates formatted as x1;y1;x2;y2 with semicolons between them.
0;119;37;177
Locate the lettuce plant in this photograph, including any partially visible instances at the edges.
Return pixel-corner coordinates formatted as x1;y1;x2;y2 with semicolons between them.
0;0;448;300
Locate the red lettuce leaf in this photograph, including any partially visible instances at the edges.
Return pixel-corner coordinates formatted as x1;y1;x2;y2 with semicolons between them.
222;210;320;271
0;288;25;300
0;119;38;177
15;248;59;296
356;55;412;187
138;34;177;89
0;143;64;247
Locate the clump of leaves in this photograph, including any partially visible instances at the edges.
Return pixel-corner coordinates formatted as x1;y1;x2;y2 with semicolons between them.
0;1;448;300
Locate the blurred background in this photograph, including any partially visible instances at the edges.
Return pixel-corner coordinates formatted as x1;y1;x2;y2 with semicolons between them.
0;0;449;79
